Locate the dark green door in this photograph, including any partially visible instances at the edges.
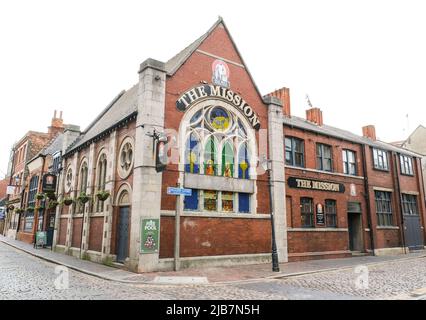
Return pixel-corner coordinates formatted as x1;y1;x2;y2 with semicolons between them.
116;207;130;263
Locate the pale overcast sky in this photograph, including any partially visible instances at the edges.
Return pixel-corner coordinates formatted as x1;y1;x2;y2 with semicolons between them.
1;0;425;179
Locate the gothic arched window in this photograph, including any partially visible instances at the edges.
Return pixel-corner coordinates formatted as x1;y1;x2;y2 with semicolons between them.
96;153;107;212
182;104;254;213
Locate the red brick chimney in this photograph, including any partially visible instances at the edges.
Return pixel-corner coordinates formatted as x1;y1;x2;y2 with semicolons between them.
362;125;376;140
306;107;323;126
48;110;64;138
267;87;291;117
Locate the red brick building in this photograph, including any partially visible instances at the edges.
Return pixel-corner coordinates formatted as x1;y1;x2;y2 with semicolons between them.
45;18;426;272
3;111;65;240
270;88;426;260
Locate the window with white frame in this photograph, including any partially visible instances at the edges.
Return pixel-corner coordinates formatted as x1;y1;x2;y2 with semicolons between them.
342;149;357;175
400;155;414;175
285;137;305;167
373;148;389;171
316;143;333;172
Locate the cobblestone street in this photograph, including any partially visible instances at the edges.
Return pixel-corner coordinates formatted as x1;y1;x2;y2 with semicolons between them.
1;242;425;300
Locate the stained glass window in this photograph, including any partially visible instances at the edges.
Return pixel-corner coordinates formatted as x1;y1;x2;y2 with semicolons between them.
238;143;249;179
222;142;234;177
204;191;217;211
182;104;254;214
185;133;200;174
222;192;234;212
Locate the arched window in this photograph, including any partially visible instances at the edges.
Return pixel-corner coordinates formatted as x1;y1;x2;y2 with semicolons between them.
65;167;73;193
77;161;88;213
98;154;107;191
79;162;88;193
96;153;107;212
182;104;254;213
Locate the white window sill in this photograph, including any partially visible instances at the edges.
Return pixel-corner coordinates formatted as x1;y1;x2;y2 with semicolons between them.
161;210;270;219
288;227;348;232
376;226;400;230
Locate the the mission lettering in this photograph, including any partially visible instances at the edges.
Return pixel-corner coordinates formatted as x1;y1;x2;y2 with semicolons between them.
176;84;261;130
287;177;345;193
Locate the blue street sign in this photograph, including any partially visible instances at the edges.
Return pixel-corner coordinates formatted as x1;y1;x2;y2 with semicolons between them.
167;187;192;196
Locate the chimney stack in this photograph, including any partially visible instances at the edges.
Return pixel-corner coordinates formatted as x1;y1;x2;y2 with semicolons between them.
267;87;291;117
48;110;65;138
362;125;376;140
306;107;323;126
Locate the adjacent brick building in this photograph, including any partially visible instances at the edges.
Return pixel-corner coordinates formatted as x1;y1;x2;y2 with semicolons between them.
3;111;65;239
270;88;426;260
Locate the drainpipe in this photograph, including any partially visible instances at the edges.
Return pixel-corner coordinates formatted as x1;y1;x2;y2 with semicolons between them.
392;152;407;254
361;144;375;255
418;159;426;243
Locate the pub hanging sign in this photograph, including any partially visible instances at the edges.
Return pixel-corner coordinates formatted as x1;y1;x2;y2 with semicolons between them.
287;177;345;193
42;173;57;193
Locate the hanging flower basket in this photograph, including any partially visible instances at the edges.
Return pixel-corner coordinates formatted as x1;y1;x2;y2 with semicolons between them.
96;190;110;202
27;206;35;212
46;192;57;200
77;192;91;204
36;193;45;200
15;208;24;214
63;197;74;206
48;200;59;210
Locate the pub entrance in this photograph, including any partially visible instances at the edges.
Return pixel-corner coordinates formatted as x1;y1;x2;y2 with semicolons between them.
115;189;131;264
347;202;363;252
46;213;55;247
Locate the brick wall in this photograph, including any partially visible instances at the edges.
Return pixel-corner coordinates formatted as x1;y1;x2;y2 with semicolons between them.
160;216;271;258
284;125;368;258
71;217;83;248
88;217;103;252
58;218;67;245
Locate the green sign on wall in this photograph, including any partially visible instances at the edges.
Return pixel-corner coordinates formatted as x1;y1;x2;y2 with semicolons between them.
140;218;159;254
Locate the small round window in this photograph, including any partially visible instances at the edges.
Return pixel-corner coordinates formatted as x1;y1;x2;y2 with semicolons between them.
208;107;232;132
118;137;134;179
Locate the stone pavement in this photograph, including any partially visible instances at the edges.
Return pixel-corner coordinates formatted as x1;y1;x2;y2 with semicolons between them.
1;235;425;285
